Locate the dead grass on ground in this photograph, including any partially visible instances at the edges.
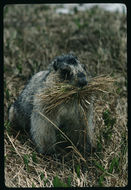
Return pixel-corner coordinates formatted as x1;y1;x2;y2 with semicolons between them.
4;5;127;187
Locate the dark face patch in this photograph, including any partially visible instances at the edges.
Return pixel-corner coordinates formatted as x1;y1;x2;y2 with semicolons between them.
52;54;89;85
60;67;73;81
52;54;78;71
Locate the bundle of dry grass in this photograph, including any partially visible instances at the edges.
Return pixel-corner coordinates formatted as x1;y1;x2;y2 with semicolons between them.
37;75;116;114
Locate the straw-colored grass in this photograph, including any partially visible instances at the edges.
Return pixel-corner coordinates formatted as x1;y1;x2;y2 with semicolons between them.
4;5;127;187
37;75;116;114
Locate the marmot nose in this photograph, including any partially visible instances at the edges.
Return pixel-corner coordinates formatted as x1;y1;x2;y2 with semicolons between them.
78;78;87;87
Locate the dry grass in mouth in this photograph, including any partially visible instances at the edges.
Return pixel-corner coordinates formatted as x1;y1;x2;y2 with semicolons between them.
37;75;116;114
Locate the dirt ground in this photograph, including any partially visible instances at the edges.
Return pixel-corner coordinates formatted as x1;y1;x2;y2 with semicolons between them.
4;4;127;187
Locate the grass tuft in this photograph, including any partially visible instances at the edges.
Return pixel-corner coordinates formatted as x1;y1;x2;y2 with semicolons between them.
37;75;116;114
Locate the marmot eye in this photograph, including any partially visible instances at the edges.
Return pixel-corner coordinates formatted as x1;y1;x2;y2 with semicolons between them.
61;68;72;80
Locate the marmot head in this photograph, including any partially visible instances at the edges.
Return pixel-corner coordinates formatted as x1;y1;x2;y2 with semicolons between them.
51;54;90;88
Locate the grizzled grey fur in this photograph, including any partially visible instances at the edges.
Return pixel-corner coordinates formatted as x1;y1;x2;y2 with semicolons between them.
9;54;95;154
